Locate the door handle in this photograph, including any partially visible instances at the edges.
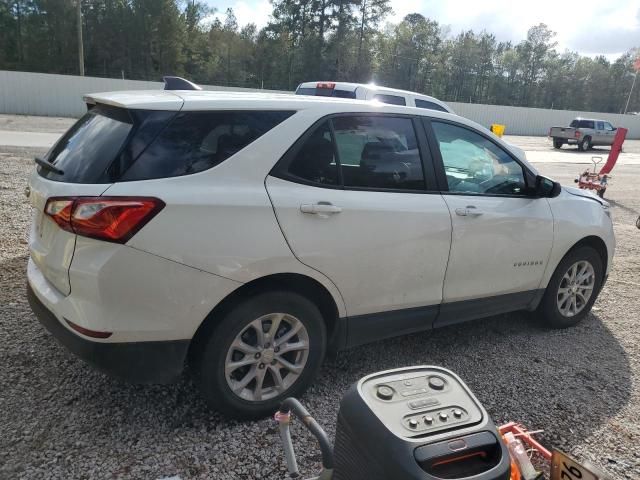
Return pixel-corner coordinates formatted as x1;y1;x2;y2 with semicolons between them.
455;206;484;217
300;202;342;215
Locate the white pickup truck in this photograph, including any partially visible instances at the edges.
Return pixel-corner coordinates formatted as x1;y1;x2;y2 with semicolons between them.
550;118;617;151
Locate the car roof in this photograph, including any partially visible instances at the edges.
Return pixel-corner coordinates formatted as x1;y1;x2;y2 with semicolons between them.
83;89;536;173
85;89;447;113
298;81;432;98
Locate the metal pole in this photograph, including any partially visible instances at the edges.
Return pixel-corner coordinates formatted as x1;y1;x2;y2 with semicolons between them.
77;0;85;76
623;72;637;114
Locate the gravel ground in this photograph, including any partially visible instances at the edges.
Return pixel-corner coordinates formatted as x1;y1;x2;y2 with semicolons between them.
0;133;639;479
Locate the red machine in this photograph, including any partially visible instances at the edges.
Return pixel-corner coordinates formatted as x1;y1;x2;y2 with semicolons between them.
575;127;627;198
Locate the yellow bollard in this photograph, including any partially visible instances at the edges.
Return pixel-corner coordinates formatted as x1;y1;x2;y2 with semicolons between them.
490;124;506;137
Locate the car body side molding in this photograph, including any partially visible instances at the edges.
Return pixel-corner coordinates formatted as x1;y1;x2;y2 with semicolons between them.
343;289;545;349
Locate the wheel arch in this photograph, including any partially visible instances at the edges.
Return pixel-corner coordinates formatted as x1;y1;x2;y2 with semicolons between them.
546;235;608;288
188;273;342;364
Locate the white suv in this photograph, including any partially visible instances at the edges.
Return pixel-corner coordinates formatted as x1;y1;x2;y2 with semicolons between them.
295;81;454;113
27;88;614;418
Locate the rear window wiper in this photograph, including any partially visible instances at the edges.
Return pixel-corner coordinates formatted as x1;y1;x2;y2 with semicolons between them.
35;156;64;176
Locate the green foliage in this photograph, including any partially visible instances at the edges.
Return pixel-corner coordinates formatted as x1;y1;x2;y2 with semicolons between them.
0;0;638;113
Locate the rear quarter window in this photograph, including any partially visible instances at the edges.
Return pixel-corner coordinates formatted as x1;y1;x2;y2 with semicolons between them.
414;99;448;112
120;110;294;181
373;94;406;106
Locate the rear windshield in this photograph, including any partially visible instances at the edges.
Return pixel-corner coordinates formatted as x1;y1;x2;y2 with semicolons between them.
41;106;133;183
570;119;595;129
39;107;294;183
296;87;356;99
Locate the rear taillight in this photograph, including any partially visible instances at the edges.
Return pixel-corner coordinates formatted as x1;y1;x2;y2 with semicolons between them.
575;131;581;138
44;198;74;231
44;196;164;243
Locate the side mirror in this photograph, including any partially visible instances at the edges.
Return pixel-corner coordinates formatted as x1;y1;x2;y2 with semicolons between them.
535;175;561;198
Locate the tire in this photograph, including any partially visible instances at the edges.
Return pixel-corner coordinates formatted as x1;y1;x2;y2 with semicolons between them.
579;136;591;151
195;291;326;419
537;246;604;328
553;138;563;149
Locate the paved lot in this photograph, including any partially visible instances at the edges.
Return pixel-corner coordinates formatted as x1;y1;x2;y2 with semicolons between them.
0;116;639;479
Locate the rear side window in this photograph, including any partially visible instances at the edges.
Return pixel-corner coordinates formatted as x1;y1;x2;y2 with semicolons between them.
41;106;133;183
280;115;425;191
373;94;406;106
120;110;294;181
287;121;338;186
578;120;595;129
415;99;448;112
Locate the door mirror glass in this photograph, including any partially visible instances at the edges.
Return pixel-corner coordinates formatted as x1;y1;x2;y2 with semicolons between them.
535;175;561;198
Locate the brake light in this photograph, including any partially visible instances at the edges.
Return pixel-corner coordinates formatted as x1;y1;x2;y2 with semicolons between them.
575;130;581;138
316;82;336;89
44;196;165;243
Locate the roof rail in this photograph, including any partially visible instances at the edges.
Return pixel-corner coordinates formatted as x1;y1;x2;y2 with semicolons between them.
162;76;202;91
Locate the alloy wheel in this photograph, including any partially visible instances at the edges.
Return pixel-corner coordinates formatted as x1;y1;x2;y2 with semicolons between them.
556;260;595;317
224;313;310;402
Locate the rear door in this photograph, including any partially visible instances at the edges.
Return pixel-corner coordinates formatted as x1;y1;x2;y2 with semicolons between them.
266;114;452;341
595;121;606;145
424;119;554;326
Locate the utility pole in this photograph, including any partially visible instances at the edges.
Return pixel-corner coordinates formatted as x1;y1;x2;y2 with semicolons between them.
624;72;637;115
77;0;85;76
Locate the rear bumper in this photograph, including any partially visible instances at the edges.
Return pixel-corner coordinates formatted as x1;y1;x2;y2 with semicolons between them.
27;283;189;384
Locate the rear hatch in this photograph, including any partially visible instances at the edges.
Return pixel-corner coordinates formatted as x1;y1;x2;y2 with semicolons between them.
28;103;177;295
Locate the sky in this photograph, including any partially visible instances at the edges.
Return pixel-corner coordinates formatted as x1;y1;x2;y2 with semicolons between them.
204;0;640;60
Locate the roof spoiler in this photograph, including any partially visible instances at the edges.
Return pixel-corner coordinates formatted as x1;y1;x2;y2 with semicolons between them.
162;76;202;91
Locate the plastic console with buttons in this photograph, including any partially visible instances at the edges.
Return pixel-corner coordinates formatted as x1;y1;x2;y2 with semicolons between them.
333;366;511;480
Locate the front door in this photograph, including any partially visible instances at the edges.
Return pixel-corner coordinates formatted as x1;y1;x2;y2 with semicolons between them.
266;115;452;341
425;120;554;326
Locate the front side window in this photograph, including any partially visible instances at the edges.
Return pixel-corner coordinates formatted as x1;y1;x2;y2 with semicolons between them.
281;115;425;191
431;122;526;195
597;121;605;130
121;110;294;181
373;94;406;106
604;122;614;131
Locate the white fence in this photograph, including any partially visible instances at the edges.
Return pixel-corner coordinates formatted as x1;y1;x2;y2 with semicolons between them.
450;102;640;138
1;70;639;138
0;70;286;118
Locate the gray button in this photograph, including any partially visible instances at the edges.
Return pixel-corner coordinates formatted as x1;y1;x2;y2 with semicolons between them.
428;376;446;390
408;419;419;429
453;409;463;418
439;412;448;421
424;416;434;425
376;385;394;400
